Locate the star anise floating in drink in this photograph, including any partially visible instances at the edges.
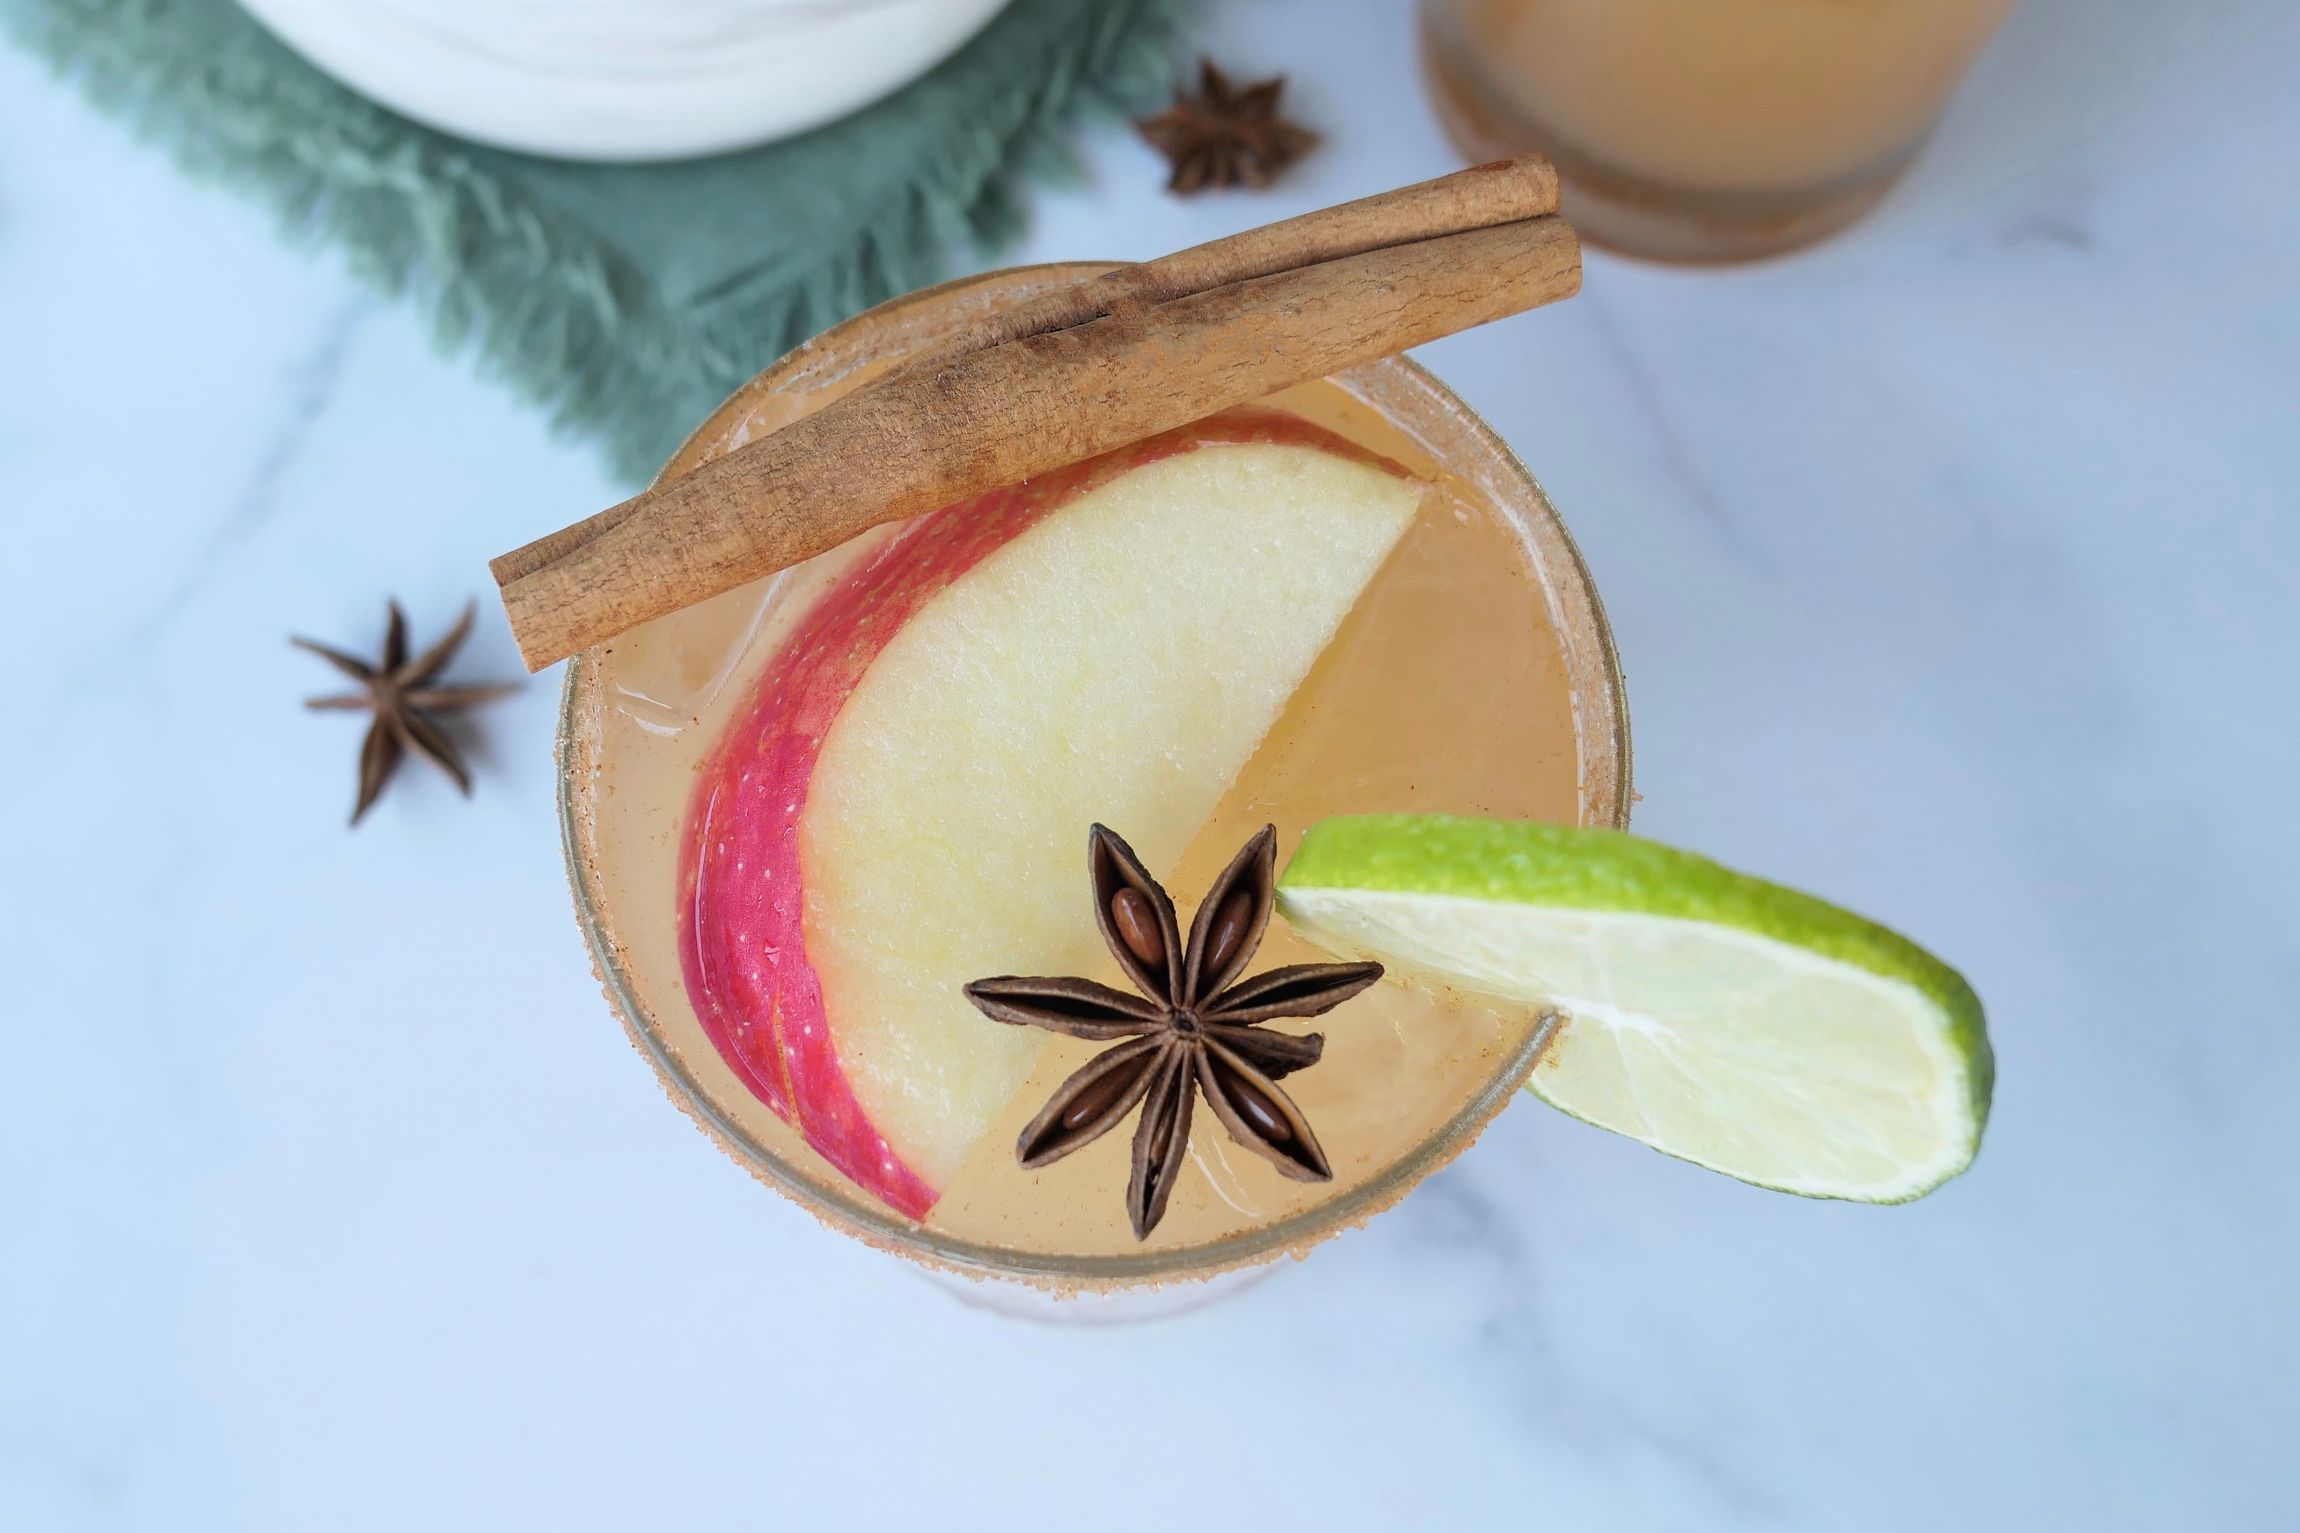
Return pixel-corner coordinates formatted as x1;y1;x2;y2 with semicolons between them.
1135;58;1320;195
965;825;1382;1239
293;600;517;825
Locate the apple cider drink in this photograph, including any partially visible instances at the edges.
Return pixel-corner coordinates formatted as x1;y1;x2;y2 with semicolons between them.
561;266;1628;1285
1419;0;2019;262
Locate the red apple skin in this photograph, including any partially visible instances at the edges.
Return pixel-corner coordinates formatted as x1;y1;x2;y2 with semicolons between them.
677;407;1397;1218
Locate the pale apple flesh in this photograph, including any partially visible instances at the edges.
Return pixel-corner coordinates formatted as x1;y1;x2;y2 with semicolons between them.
679;408;1422;1218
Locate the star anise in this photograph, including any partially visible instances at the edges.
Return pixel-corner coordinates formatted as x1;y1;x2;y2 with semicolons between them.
965;824;1382;1239
1135;58;1320;195
293;600;517;825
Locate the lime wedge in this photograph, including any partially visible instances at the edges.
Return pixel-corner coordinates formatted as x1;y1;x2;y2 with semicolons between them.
1276;816;1991;1201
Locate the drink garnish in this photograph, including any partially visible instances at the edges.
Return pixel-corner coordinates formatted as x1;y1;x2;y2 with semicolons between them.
965;825;1383;1239
1135;57;1320;195
490;159;1577;670
1277;816;1993;1201
292;600;518;826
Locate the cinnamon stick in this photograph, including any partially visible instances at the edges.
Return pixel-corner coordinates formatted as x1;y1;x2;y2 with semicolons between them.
489;159;1559;595
492;161;1579;672
896;156;1560;373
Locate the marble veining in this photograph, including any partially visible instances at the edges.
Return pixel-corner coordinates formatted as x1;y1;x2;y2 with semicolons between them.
3;0;2296;1528
1577;291;1760;561
116;295;374;658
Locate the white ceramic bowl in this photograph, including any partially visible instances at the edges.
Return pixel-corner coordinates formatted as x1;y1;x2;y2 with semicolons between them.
239;0;1014;161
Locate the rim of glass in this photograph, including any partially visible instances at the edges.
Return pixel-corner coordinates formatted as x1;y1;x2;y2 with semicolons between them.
556;263;1633;1288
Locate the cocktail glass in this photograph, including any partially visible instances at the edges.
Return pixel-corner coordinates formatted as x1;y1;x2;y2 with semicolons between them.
1419;0;2020;263
557;264;1630;1304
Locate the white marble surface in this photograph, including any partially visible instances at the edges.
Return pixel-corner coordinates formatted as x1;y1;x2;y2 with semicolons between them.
3;0;2295;1526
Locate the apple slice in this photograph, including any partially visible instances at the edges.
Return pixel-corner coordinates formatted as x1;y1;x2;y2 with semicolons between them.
679;408;1421;1218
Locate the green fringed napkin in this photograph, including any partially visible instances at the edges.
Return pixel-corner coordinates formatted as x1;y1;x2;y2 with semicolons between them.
0;0;1188;482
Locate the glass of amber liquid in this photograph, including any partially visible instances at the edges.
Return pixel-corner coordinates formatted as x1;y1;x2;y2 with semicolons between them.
559;265;1629;1304
1420;0;2019;262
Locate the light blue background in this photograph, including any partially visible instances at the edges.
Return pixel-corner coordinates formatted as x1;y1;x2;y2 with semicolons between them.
4;1;2293;1526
